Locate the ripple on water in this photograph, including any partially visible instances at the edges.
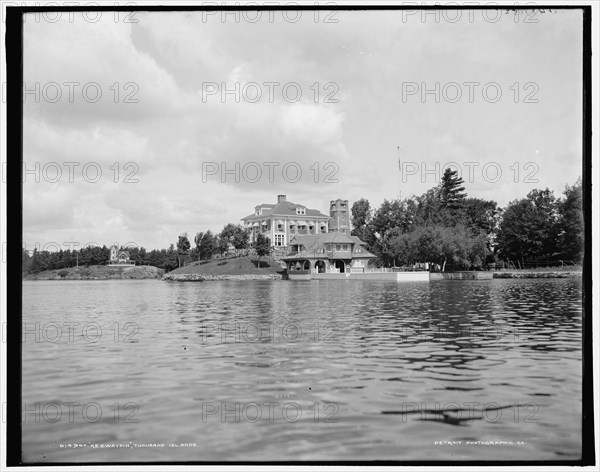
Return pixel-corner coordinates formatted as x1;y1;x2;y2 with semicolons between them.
22;278;582;461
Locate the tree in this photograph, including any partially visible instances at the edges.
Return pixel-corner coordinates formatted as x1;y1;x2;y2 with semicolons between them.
220;224;249;256
29;248;47;274
254;233;271;266
370;199;411;240
413;187;442;226
556;178;583;262
22;248;31;274
176;234;191;267
496;188;559;263
193;232;205;261
351;198;372;242
381;227;412;267
439;167;467;209
461;198;500;237
165;244;179;272
232;226;250;255
198;230;216;260
219;224;238;244
381;224;489;271
138;247;148;265
216;236;229;258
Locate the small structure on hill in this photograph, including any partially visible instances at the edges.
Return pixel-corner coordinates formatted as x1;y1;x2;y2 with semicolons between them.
107;244;135;266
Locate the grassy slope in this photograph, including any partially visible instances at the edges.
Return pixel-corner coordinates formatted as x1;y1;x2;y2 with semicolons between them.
168;256;286;276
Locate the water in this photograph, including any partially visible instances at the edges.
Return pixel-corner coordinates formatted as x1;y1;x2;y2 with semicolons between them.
21;278;583;462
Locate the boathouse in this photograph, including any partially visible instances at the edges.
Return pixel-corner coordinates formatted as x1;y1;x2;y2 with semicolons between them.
282;232;376;274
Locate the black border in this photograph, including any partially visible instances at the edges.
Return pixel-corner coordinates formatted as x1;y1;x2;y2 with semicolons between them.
5;3;595;467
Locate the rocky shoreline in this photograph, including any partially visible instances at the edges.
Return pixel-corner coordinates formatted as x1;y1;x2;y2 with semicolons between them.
492;271;582;278
24;265;164;280
162;273;284;281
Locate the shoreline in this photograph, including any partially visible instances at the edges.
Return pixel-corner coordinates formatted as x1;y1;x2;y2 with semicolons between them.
161;270;581;282
23;265;164;280
492;271;582;278
162;273;284;281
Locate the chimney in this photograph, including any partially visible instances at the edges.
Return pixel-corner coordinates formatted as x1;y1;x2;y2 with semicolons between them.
277;194;287;203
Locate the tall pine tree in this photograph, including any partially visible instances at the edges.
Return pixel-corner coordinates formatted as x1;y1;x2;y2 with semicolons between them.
439;168;467;209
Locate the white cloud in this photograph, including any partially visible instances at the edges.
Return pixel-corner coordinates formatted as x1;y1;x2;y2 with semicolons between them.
21;9;584;250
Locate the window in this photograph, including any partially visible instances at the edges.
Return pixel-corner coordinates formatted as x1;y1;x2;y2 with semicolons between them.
274;234;285;246
336;244;341;251
255;208;261;216
342;244;348;251
296;207;306;215
356;247;362;253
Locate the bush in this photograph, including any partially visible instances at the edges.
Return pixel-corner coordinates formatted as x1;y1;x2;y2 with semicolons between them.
57;270;69;277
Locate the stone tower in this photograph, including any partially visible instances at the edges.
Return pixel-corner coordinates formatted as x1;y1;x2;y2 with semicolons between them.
329;199;350;234
110;244;118;262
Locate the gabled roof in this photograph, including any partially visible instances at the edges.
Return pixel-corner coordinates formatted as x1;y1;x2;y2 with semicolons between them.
289;232;363;249
283;232;375;260
351;248;376;258
350;235;368;245
242;199;329;220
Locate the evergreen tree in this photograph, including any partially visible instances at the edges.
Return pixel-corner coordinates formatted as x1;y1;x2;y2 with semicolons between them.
439;168;467;209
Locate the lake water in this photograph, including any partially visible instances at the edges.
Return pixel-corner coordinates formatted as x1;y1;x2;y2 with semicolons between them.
21;278;583;462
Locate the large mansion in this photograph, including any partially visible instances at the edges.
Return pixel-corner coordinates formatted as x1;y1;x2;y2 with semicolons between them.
241;195;376;274
242;195;350;247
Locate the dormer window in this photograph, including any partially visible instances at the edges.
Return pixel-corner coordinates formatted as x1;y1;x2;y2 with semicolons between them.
255;208;261;216
296;207;306;215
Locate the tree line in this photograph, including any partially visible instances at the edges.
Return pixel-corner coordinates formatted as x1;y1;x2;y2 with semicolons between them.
23;223;272;275
23;170;583;274
351;169;583;270
176;223;270;267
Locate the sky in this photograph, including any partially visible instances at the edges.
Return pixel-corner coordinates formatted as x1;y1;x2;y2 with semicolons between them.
21;7;584;251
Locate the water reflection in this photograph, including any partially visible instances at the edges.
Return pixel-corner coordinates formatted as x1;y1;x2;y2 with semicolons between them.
22;278;582;461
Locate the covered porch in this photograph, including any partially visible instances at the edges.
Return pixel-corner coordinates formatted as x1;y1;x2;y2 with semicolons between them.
284;258;353;274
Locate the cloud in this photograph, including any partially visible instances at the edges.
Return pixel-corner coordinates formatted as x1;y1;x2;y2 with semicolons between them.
21;9;584;250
